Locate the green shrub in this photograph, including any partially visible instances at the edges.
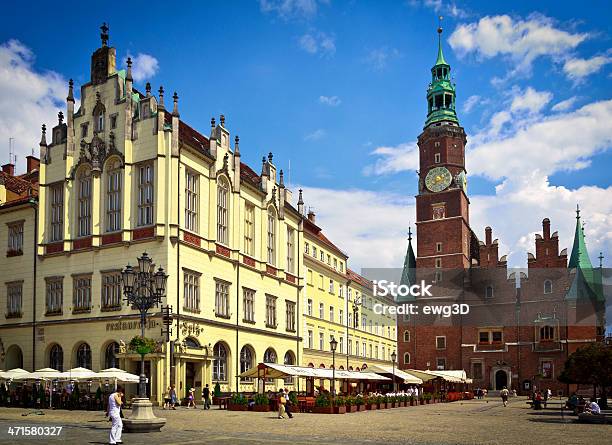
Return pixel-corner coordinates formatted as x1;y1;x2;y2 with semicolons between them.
253;393;269;406
334;396;346;407
213;382;221;397
128;335;156;355
355;395;364;405
230;392;248;406
288;391;298;405
315;393;331;407
344;396;354;406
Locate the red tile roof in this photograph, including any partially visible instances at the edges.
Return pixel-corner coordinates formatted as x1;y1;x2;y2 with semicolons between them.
347;269;373;290
240;162;260;186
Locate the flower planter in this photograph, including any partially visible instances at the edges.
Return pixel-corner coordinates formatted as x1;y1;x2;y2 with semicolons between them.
228;404;248;411
253;404;270;412
346;405;358;413
419;400;425;405
366;404;377;410
357;405;366;412
334;406;347;414
312;406;334;414
426;400;431;404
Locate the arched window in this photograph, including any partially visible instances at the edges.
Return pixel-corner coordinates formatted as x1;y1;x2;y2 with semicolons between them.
93;102;105;133
404;352;411;365
264;348;277;364
77;169;92;237
267;208;276;265
49;344;63;371
104;342;119;369
76;343;92;369
216;177;229;245
339;365;345;370
283;351;295;384
184;337;200;348
213;342;228;382
485;285;494;299
106;161;122;232
240;345;254;381
543;280;552;294
403;330;410;342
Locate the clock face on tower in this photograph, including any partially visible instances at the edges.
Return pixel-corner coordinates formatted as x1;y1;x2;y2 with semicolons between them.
425;166;452;192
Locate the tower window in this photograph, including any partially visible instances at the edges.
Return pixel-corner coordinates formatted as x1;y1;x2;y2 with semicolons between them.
434;153;441;163
544;280;553;294
436;242;442;252
435;258;442;268
434;95;443;109
485;286;494;299
445;94;453;109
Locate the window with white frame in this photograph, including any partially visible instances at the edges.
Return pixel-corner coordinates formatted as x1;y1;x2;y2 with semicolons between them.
307;298;312;316
286;227;295;274
339;336;344;353
404;352;411;364
319;302;324;319
319;332;324;350
6;282;22;317
543;279;553;294
185;169;198;232
339;309;343;325
7;222;23;254
212;342;227;381
362;342;366;357
267;208;276;265
329;305;334;322
45;277;63;315
50;183;64;242
304;242;310;254
243;288;255;322
137;163;154;226
101;272;121;310
77;169;92;237
215;280;230;318
307;330;313;348
244;203;255;256
73;275;92;312
183;269;200;313
216;178;229;244
403;330;410;342
339;285;343;298
265;294;277;328
329;279;334;293
106;162;122;232
436;357;446;370
286;300;296;332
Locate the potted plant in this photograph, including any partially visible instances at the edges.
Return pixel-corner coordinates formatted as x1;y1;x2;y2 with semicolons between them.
253;393;270;412
424;393;432;404
355;395;366;411
128;335;156;356
409;395;415;406
312;393;333;414
334;396;347;414
345;396;357;413
228;392;248;411
365;396;377;410
432;392;440;403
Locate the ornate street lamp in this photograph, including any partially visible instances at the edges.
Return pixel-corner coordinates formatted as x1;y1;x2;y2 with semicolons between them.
330;336;338;397
391;351;397;393
120;252;168;432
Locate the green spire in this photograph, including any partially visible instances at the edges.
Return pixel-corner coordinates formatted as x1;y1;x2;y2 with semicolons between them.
400;227;417;289
568;205;593;269
425;20;459;128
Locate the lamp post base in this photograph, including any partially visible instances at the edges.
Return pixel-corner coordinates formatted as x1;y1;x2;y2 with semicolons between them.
123;398;166;433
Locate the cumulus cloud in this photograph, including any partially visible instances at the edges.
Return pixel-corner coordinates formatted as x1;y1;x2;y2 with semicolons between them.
551;96;579;112
509;87;552;114
0;39;68;172
319;95;341;106
305;128;326;140
259;0;324;20
125;53;159;83
362;142;419;176
449;14;588;77
409;0;468;19
563;54;611;82
363;47;401;71
463;95;482;113
298;31;335;57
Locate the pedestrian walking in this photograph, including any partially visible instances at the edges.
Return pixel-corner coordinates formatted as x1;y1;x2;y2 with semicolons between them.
202;384;211;410
278;390;288;419
500;386;509;407
163;386;171;409
285;389;294;419
187;388;196;408
169;384;178;409
107;385;124;445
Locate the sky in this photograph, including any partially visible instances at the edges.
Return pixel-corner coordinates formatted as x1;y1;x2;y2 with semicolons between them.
1;0;611;271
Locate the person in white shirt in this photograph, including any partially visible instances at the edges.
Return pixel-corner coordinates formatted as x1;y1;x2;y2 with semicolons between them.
107;385;124;445
587;399;601;415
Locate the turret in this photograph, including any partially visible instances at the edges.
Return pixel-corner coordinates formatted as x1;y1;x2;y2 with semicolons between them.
171;92;179;156
65;79;75;157
233;136;241;192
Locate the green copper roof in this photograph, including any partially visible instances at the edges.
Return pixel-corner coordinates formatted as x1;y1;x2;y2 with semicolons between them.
435;31;448;66
400;228;417;286
568;206;593;269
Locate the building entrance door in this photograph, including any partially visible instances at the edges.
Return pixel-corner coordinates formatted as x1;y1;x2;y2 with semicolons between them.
495;369;508;390
185;362;196;390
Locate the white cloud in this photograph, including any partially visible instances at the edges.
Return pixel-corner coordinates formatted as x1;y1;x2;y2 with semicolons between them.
305;128;326;140
509;87;552;114
551;96;578;112
362;142;418;176
563;54;611;82
298;31;335;57
449;14;588;77
259;0;324;20
318;95;341;106
463;95;481;113
0;39;68;173
409;0;468;19
363;47;401;71
125;53;159;83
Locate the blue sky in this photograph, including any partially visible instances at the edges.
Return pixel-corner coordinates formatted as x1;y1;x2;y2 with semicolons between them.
1;0;611;269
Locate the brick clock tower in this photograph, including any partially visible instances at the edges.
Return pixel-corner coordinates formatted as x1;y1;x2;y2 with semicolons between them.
416;25;471;270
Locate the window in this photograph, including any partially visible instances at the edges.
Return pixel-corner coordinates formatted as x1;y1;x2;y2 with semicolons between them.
340;263;344;272
267;208;276;265
185;169;198;232
73;275;92;313
327;254;331;265
243;288;255;322
105;342;119;369
404;352;411;365
307;298;312;316
137;163;154;226
286;301;296;332
312;246;317;258
544;280;552;294
77;169;92;237
540;325;555;341
213;342;227;381
339;285;343;298
106;162;122;232
479;331;489;344
240;346;254;381
50;184;64;241
244;204;255;256
286;228;295;273
307;330;313;348
81;123;89;138
215;280;230;318
329;279;334;293
348;339;352;355
339;309;343;325
76;343;92;369
264;348;277;365
434;153;441;163
472;362;483;380
436;336;446;350
339;337;344;353
320;250;324;262
435;258;442;268
319;332;324;350
101;272;121;310
382;346;385;360
362;343;366;357
95;110;105;132
479;329;503;344
304;242;310;254
485;285;494;299
183;270;200;313
492;331;503;343
49;344;63;371
369;344;372;358
110;114;117;129
265;294;277;328
307;269;313;285
216;177;229;244
348;313;353;328
319;302;324;319
436;242;442;253
436;357;446;370
541;360;553;379
403;330;410;342
329;306;334;322
362;315;367;330
319;274;324;289
7;222;24;255
333;258;337;269
45;277;63;315
6;282;22;317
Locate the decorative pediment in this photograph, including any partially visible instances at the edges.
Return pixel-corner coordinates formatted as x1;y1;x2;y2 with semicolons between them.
69;131;124;179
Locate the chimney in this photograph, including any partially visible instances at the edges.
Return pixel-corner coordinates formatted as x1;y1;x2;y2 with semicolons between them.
209;117;217;159
542;218;551;239
297;189;304;214
26;156;40;173
307;209;316;224
485;226;492;245
2;163;15;176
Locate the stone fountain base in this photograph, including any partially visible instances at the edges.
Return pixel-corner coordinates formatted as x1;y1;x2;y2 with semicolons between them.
123;398;166;433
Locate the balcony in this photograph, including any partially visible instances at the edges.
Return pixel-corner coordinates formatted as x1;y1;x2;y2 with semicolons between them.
533;339;562;352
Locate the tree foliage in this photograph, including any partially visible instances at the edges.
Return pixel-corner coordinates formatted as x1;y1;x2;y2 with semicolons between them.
558;343;612;391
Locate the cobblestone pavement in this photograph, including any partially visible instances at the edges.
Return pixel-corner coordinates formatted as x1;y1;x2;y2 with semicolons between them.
0;398;609;445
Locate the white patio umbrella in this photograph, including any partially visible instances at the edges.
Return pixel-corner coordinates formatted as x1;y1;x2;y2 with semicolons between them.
60;367;99;381
0;368;31;379
13;368;61;381
97;368;139;383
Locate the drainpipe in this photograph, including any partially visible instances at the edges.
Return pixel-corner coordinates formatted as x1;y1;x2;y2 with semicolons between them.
235;250;240;392
32;199;38;370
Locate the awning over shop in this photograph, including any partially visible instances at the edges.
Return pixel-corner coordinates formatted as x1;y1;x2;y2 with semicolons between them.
12;368;60;381
403;369;470;384
239;363;391;381
367;365;423;385
96;368;140;383
0;368;30;380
